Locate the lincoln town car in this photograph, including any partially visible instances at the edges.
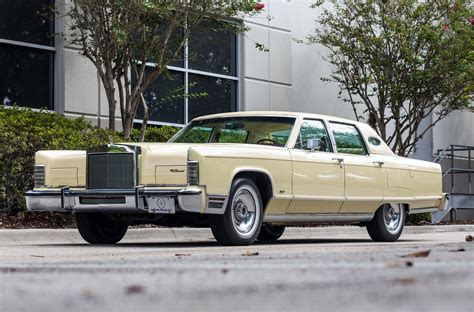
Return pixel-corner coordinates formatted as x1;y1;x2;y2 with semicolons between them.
25;112;445;245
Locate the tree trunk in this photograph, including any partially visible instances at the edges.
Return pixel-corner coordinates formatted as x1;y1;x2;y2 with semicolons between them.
122;114;134;141
104;86;116;133
139;94;149;142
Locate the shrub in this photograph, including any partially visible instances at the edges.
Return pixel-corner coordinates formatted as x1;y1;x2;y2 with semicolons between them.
406;212;432;225
0;106;177;214
129;126;180;143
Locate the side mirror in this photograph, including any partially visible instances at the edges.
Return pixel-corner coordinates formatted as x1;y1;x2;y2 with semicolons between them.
307;138;321;151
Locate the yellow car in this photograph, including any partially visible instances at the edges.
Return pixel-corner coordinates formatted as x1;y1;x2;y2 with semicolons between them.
26;112;445;245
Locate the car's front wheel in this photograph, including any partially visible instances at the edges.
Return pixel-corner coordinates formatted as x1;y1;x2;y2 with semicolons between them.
366;203;405;242
210;178;263;246
75;212;128;244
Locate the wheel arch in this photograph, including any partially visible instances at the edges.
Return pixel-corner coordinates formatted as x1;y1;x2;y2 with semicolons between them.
372;202;410;219
230;169;274;212
377;201;410;211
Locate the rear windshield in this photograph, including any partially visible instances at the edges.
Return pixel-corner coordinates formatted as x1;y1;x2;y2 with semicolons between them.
169;116;296;147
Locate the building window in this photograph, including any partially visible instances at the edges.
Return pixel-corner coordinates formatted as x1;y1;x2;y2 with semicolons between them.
136;21;239;126
0;0;55;110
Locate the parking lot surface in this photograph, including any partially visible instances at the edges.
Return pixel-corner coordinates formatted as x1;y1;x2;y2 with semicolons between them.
0;225;473;312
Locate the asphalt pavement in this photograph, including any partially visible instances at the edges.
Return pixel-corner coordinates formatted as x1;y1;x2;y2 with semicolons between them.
0;225;473;312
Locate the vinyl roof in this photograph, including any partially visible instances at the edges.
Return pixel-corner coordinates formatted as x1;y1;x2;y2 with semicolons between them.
193;111;359;124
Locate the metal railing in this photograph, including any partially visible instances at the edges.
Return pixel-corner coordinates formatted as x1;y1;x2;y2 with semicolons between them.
434;145;474;194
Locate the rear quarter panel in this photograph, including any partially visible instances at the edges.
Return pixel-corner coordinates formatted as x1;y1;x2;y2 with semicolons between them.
381;155;443;210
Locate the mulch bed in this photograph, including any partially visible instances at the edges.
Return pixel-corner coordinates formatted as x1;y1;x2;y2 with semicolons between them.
0;212;76;229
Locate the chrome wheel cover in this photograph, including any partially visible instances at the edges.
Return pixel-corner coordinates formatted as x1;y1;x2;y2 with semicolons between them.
231;185;260;238
383;203;403;234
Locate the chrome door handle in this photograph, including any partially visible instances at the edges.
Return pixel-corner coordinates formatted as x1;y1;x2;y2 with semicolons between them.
373;161;384;166
332;157;344;164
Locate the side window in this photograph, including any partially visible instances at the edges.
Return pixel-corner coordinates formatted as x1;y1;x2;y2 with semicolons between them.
330;122;368;155
368;137;381;146
294;119;332;152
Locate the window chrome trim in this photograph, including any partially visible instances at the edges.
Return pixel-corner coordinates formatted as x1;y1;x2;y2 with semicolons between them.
133;119;186;128
0;38;56;51
184;38;189;124
291;118;334;152
54;0;65;114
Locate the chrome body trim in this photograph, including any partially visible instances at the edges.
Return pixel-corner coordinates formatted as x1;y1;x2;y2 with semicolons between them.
408;207;438;214
25;187;209;214
264;213;374;224
414;196;443;201
205;194;229;215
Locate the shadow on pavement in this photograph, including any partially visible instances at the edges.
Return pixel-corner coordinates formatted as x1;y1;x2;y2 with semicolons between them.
32;238;417;248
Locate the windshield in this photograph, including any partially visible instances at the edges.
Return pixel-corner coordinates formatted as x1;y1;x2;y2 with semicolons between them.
169;116;296;147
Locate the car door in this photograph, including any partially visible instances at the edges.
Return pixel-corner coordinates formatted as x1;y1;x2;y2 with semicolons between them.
328;122;387;214
287;119;344;214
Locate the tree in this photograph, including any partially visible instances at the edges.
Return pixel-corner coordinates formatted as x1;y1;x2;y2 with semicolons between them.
66;0;260;139
308;0;474;156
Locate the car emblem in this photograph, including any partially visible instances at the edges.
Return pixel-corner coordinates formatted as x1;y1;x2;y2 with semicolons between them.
170;168;185;173
157;198;166;209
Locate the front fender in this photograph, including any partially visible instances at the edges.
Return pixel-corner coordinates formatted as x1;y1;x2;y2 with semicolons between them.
188;146;292;198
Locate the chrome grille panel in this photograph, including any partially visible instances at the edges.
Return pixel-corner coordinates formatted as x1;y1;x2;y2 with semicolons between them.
34;165;45;188
87;153;134;189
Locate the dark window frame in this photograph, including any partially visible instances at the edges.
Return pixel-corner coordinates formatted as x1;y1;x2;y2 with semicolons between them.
0;0;57;112
134;21;240;127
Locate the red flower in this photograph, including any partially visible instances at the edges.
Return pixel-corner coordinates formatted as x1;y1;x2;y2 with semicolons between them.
470;18;474;26
442;24;449;30
254;2;265;11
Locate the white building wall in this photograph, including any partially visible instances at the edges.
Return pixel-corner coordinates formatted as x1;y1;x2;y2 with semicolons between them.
433;111;474;153
243;0;292;112
290;0;354;119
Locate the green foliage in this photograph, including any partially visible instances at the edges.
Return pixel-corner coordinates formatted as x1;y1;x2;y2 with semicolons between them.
218;129;248;143
0;107;177;213
172;126;212;143
129;126;179;143
309;0;474;156
407;212;432;225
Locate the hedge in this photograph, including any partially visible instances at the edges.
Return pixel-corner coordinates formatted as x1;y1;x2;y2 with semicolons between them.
0;106;178;214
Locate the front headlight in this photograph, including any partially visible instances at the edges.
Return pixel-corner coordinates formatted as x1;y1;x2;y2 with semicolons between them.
187;161;199;185
34;165;45;188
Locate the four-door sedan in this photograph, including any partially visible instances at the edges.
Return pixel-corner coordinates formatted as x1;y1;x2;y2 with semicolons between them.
25;112;445;245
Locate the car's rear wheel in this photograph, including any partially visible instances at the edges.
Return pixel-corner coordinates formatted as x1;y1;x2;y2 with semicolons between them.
209;178;263;246
257;224;285;242
366;203;405;242
75;212;128;244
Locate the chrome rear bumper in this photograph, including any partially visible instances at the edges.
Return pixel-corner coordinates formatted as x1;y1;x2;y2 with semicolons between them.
25;187;204;214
